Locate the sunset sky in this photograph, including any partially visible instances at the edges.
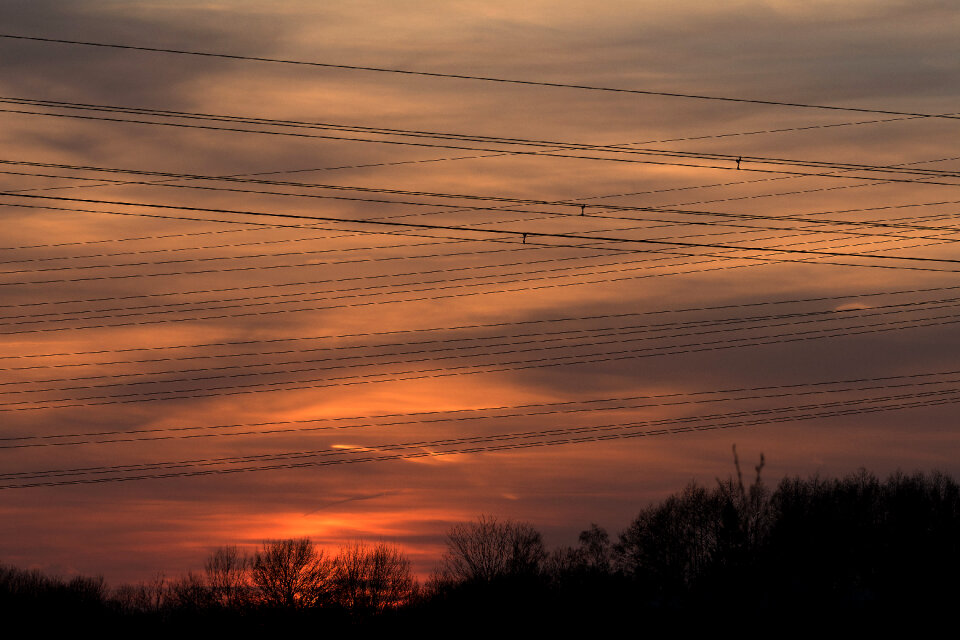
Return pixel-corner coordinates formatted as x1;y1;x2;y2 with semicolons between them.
2;0;960;584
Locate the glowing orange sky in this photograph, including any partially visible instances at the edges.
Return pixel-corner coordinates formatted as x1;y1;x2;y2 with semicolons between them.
1;0;959;584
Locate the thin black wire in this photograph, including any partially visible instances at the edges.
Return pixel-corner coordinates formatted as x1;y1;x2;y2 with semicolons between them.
13;108;960;185
7;145;956;270
5;368;960;439
7;387;958;479
7;160;960;237
4;308;958;411
0;239;550;278
1;237;954;336
8;142;956;244
4;282;954;362
5;186;959;293
7;96;952;160
3;292;951;372
1;34;958;120
3;181;956;324
5;107;960;186
2;196;954;284
4;391;959;489
0;211;948;319
4;192;960;269
0;226;476;268
7;371;960;449
5;212;950;311
3;218;957;336
3;109;960;180
3;188;958;270
5;162;952;318
3;298;956;391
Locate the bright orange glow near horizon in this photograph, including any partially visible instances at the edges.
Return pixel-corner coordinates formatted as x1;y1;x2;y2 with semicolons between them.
2;0;960;586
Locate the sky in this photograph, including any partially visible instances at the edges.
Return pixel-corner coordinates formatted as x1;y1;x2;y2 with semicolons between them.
1;0;959;584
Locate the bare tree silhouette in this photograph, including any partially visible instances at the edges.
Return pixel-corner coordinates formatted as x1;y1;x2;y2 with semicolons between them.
204;545;250;609
113;572;166;614
614;448;769;598
549;523;612;581
251;538;332;608
166;572;212;612
332;541;414;612
440;515;546;584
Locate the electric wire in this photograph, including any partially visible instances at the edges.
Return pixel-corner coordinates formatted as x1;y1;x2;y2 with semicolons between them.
7;159;960;238
8;387;960;480
4;306;959;411
3;217;958;336
3;296;958;391
4;105;960;185
4;390;959;489
1;34;957;120
6;368;960;449
4;192;960;269
3;282;954;362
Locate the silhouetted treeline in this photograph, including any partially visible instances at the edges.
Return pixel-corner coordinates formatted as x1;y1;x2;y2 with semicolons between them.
423;458;960;629
0;564;107;628
6;461;960;632
108;539;417;634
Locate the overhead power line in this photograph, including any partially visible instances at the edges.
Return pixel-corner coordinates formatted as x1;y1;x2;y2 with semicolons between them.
0;225;947;322
3;283;952;362
3;191;960;268
3;298;957;391
6;104;959;185
0;232;464;268
7;108;956;223
1;198;955;281
0;239;954;335
6;369;959;449
1;220;957;337
7;388;960;479
7;159;960;232
4;390;960;489
4;103;960;185
3;174;957;303
1;34;958;120
5;308;959;411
